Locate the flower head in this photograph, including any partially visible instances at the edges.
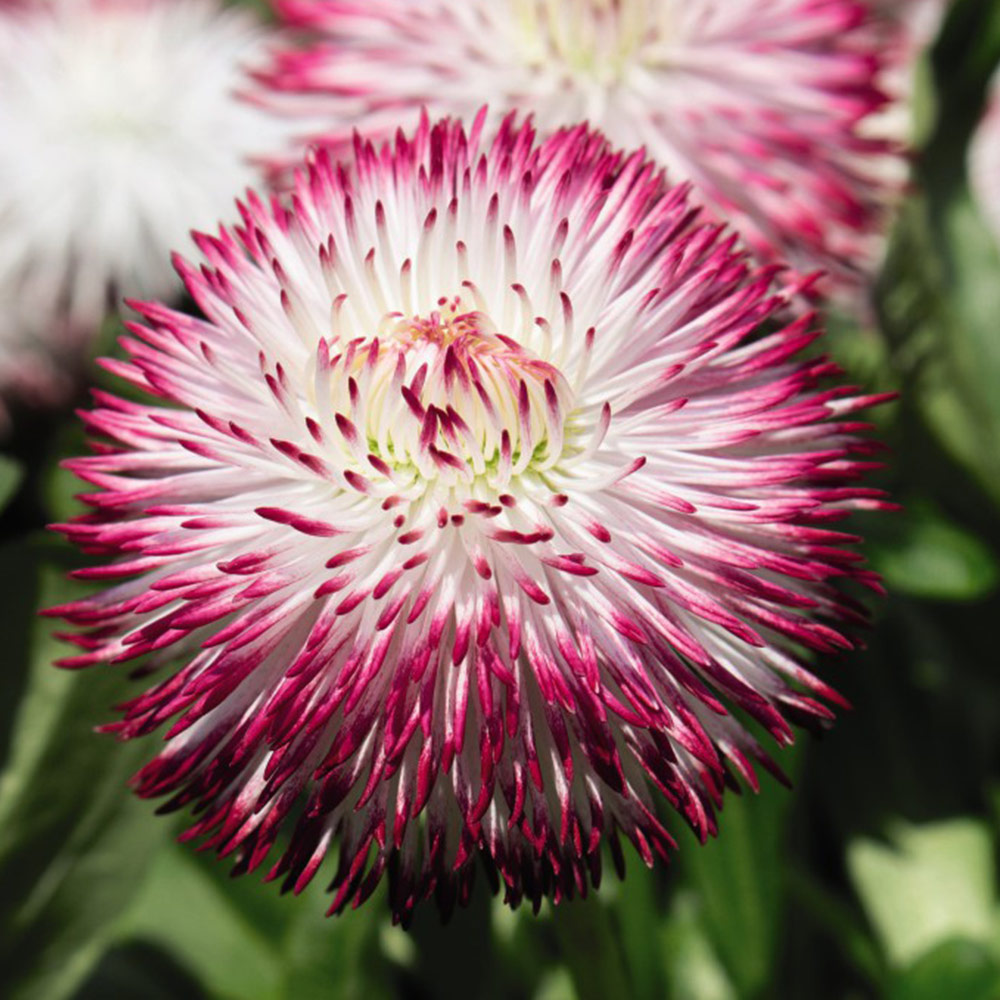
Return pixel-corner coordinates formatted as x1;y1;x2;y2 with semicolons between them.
53;114;888;920
254;0;898;294
0;0;291;328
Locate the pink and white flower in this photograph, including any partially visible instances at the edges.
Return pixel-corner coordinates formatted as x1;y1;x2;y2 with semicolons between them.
52;114;889;920
253;0;899;295
0;0;292;329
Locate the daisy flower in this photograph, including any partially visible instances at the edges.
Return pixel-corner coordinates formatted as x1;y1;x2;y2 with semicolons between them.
0;0;292;328
52;114;889;920
253;0;899;294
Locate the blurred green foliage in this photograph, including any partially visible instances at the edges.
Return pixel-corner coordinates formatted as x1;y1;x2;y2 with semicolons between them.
3;1;1000;998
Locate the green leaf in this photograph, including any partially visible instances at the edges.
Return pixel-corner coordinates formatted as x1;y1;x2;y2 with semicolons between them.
611;853;668;1000
117;839;403;1000
116;844;284;1000
550;894;632;1000
43;421;89;526
491;897;561;999
279;884;397;1000
847;819;998;969
0;548;168;1000
914;188;1000;509
890;938;1000;1000
0;539;46;774
407;874;496;1000
669;745;801;998
914;1;1000;507
660;891;737;1000
823;309;896;401
785;868;887;989
0;453;24;512
533;968;579;1000
71;941;210;1000
867;501;998;601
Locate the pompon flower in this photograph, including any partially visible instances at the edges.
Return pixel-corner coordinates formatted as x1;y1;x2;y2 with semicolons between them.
252;0;899;295
970;69;1000;250
51;114;891;921
0;0;292;328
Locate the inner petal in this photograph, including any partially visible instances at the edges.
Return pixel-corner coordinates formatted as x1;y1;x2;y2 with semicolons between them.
323;295;575;497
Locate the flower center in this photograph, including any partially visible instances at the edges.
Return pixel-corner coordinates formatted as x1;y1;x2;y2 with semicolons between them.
320;297;575;499
30;9;172;146
510;0;669;85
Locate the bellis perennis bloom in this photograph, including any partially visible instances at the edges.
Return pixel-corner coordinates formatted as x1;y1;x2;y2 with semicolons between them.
0;0;291;327
52;113;890;921
254;0;898;294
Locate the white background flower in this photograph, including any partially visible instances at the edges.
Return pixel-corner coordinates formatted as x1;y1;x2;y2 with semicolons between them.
0;0;293;327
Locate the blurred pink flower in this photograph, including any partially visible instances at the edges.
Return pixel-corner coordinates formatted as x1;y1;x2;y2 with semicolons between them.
253;0;900;295
0;0;293;330
866;0;948;146
969;69;1000;249
53;115;889;919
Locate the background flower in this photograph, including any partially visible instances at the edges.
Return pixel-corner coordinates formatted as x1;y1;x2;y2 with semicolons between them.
970;67;1000;248
254;0;900;295
0;0;292;330
867;0;949;146
52;114;887;921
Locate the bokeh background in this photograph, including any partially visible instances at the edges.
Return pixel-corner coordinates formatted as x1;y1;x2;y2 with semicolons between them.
2;1;1000;998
